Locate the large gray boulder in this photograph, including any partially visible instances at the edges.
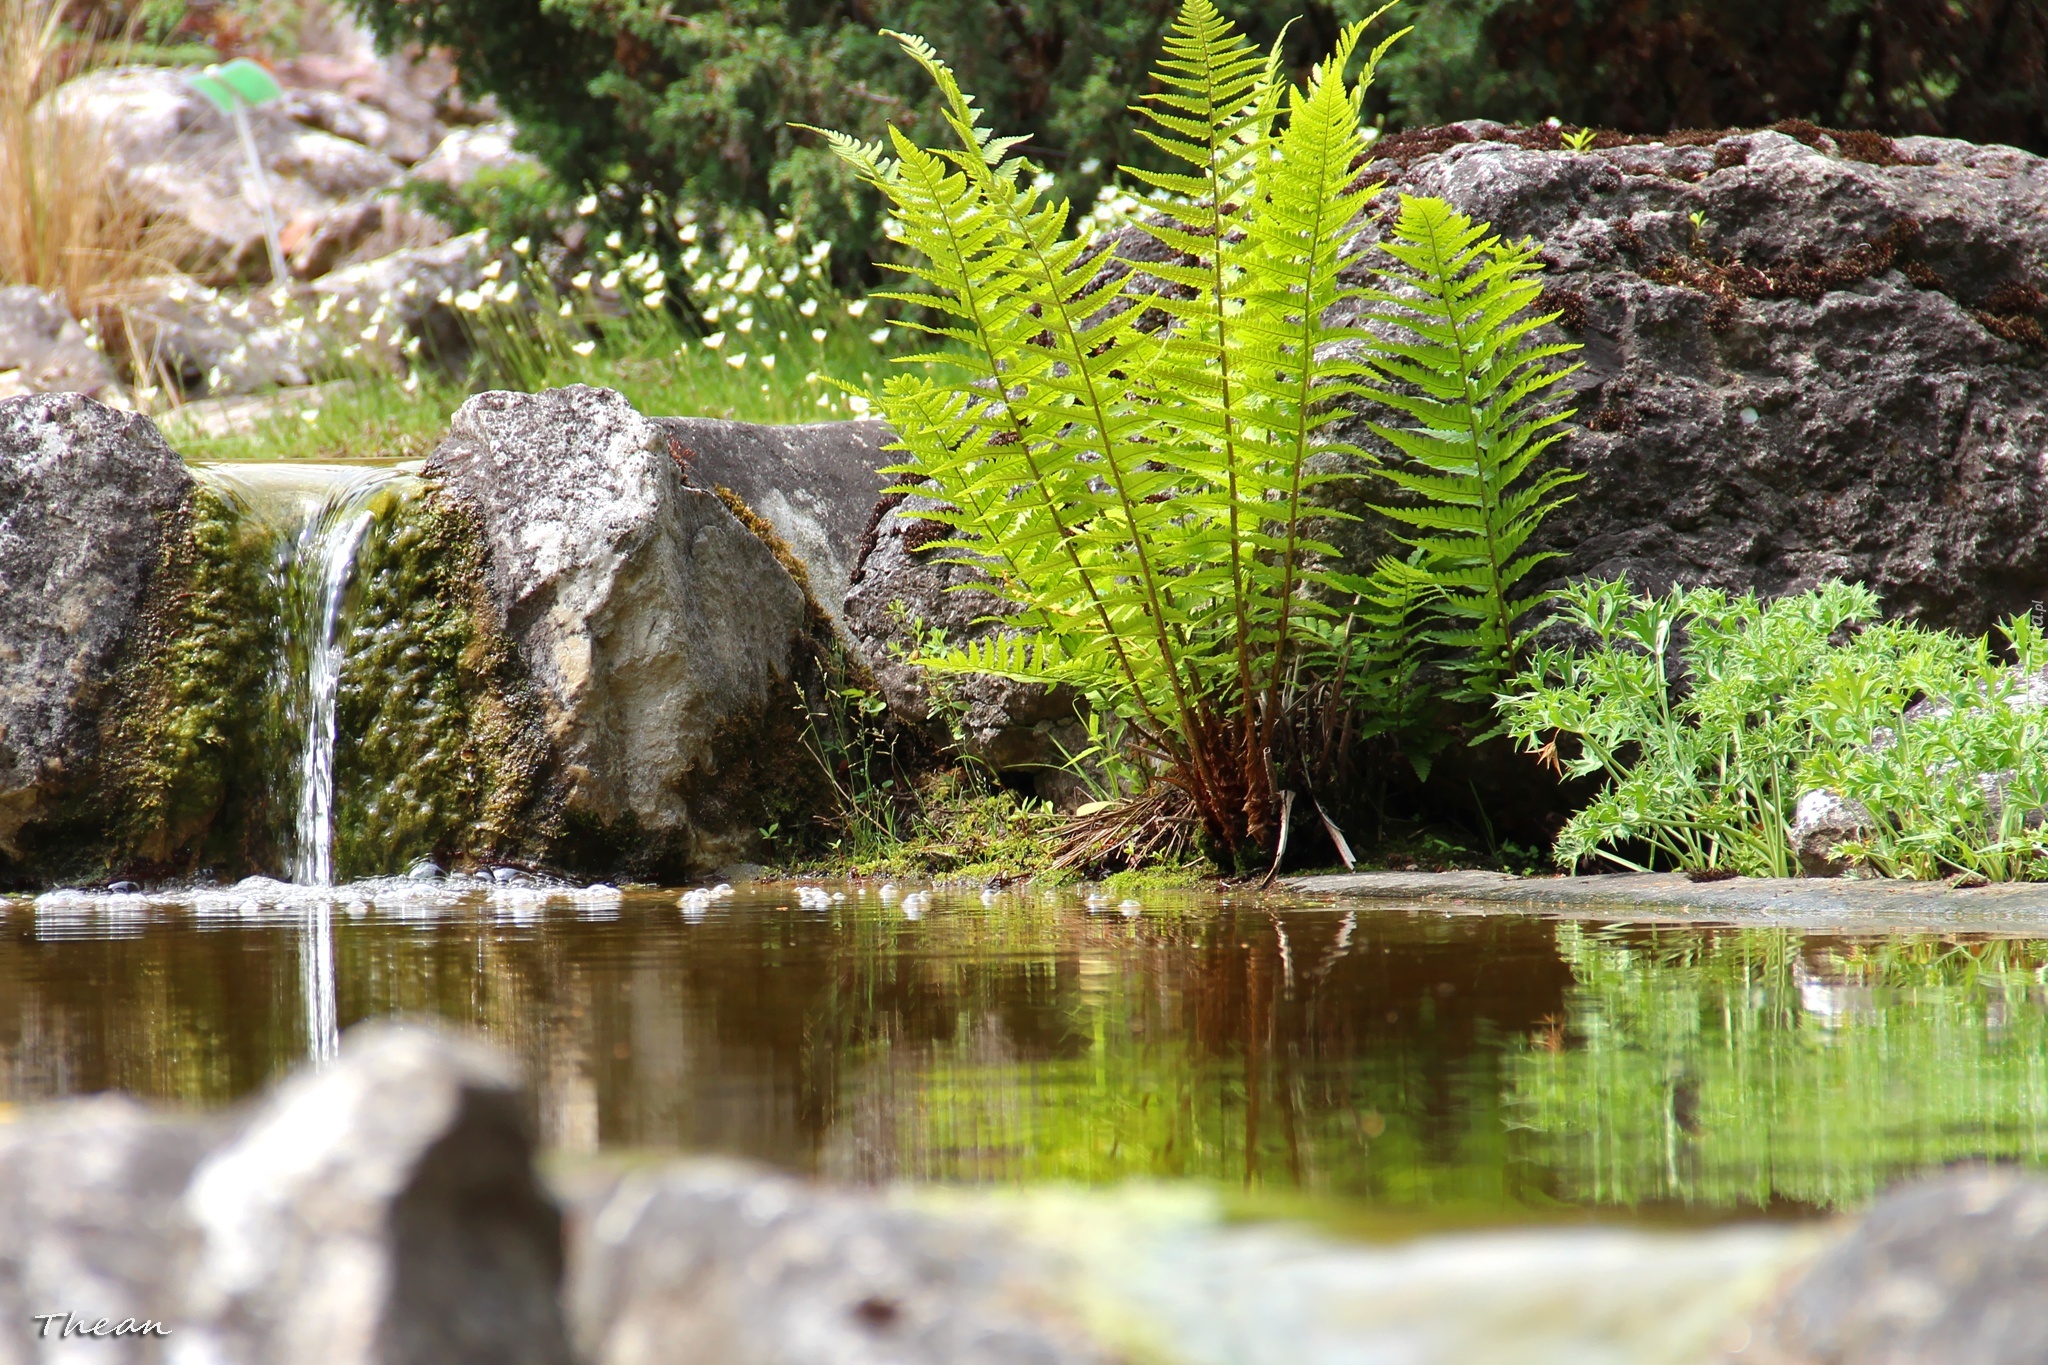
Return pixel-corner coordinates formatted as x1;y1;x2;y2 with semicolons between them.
0;287;128;405
845;492;1090;803
656;415;894;625
50;67;405;284
426;386;820;876
0;394;192;870
1319;123;2048;636
1764;1167;2048;1363
180;1023;574;1365
564;1161;1111;1365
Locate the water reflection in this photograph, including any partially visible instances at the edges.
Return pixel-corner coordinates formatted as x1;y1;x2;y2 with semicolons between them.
3;884;2046;1219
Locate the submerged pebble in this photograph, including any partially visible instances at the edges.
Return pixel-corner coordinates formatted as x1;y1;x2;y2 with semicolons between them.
407;860;445;882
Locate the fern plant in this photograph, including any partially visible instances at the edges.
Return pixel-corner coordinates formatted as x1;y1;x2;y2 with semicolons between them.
1356;197;1583;704
810;0;1577;864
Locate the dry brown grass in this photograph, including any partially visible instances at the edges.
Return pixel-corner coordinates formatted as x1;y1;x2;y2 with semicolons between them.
0;0;186;311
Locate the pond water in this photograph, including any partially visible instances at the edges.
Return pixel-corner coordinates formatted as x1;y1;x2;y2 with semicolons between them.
4;878;2045;1226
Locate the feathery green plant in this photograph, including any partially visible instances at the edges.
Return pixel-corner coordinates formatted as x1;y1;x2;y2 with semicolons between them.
811;0;1579;863
1357;197;1582;704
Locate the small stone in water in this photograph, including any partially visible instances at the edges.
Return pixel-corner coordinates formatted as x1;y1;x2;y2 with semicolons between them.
408;861;445;881
491;867;519;884
106;881;140;894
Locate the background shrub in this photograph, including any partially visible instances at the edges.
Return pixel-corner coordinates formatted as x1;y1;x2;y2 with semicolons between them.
343;0;2044;271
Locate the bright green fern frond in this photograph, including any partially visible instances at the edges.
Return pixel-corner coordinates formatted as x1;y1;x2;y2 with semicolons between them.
1362;194;1584;700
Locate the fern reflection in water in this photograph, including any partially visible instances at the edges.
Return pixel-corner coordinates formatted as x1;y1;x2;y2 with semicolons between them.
809;1;1581;863
1511;925;2048;1211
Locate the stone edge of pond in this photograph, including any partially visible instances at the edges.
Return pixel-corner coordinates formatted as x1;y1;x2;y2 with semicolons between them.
1282;869;2048;934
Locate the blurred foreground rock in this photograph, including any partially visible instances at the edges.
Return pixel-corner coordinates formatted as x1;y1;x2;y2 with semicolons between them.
1757;1167;2048;1365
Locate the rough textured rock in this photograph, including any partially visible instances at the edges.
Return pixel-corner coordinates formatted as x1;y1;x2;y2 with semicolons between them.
106;233;485;400
0;287;128;405
50;67;404;284
281;86;442;167
0;394;192;868
0;1096;217;1363
1764;1167;2048;1364
844;493;1089;805
655;415;894;624
409;122;544;190
1314;123;2048;637
426;386;818;875
181;1022;574;1365
563;1160;1111;1365
1792;791;1879;877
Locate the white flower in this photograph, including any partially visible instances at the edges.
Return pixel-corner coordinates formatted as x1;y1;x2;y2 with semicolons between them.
605;230;623;250
738;264;763;293
225;344;249;365
759;353;776;369
493;280;521;303
736;317;754;333
1031;171;1055;192
360;325;379;342
558;300;574;317
693;272;713;293
402;371;420;393
643;290;666;309
779;264;798;284
481;259;503;280
702;306;721;322
343;297;362;315
431;289;450;307
1080;157;1102;175
640;195;657;217
804;240;832;263
284;316;306;333
846;298;869;318
702;331;726;349
644;270;665;290
679;222;699;243
810;327;826;343
600;270;621;290
577;194;598;215
882;217;904;238
403;336;422;356
868;327;891;344
300;408;321;423
206;366;222;388
726;351;747;368
400;278;420;296
765;283;785;300
455;290;483;311
799;297;819;318
728;243;752;271
268;286;290;307
682;246;702;269
774;221;796;242
817;392;832;407
572;271;593;290
512;236;531;255
804;370;820;383
230;300;252;319
805;265;823;280
571;339;597;357
848;394;871;415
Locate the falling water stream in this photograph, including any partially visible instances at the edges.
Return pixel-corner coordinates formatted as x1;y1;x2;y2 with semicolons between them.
190;463;419;1064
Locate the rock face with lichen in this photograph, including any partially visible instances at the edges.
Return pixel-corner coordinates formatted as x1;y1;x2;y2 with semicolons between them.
1318;121;2048;635
0;394;193;876
426;386;827;878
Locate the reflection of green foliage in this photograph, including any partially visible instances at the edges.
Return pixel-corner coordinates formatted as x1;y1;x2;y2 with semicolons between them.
1509;924;2048;1211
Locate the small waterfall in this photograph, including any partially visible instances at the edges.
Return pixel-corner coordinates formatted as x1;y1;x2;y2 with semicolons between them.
289;501;379;886
193;463;419;886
